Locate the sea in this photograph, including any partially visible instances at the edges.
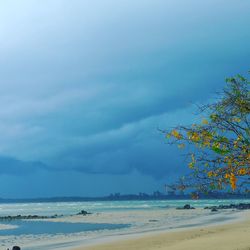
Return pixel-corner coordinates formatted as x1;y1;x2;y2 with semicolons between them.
1;199;249;216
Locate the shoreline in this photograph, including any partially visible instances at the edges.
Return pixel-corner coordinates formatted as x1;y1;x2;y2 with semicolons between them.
69;210;250;250
1;206;249;250
52;209;248;250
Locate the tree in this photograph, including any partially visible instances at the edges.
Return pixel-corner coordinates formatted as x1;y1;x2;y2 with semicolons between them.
165;73;250;193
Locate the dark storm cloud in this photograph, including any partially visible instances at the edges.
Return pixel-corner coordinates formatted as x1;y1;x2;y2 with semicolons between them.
0;155;46;175
0;0;249;187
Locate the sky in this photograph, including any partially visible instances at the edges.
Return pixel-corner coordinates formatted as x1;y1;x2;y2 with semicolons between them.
0;0;249;198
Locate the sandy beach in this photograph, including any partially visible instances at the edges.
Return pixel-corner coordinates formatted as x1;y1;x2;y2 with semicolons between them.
1;204;249;250
72;210;250;250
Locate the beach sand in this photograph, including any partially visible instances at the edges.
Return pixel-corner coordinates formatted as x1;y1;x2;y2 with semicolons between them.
1;209;249;250
71;211;250;250
0;224;18;230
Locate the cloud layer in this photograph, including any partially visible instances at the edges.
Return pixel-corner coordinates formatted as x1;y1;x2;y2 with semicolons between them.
0;0;249;197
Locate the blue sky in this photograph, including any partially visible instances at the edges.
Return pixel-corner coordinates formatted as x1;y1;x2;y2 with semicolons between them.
0;0;249;198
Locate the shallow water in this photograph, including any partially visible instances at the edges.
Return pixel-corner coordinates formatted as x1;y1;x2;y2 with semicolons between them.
0;220;129;236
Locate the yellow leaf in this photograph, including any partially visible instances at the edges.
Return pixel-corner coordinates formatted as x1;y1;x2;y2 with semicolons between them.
233;117;241;123
189;132;200;142
188;162;195;169
207;171;214;177
171;130;182;139
230;173;237;190
202;119;209;125
238;168;246;175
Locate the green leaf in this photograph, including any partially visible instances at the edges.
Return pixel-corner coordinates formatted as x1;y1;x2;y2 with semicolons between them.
237;74;246;82
211;146;230;155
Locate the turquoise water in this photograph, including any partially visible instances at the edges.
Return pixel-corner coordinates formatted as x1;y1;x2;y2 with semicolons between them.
0;199;249;216
0;221;129;236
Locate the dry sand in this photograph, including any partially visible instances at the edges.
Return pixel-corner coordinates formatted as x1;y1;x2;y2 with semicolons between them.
71;211;250;250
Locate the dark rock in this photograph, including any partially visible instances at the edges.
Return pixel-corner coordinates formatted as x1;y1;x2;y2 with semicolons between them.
0;214;55;221
77;210;91;216
184;204;191;209
203;203;250;211
211;208;218;212
176;204;195;210
238;203;250;210
206;206;216;210
12;246;21;250
149;219;158;222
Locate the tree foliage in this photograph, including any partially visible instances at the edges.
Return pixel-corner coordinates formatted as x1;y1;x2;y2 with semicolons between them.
166;73;250;193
